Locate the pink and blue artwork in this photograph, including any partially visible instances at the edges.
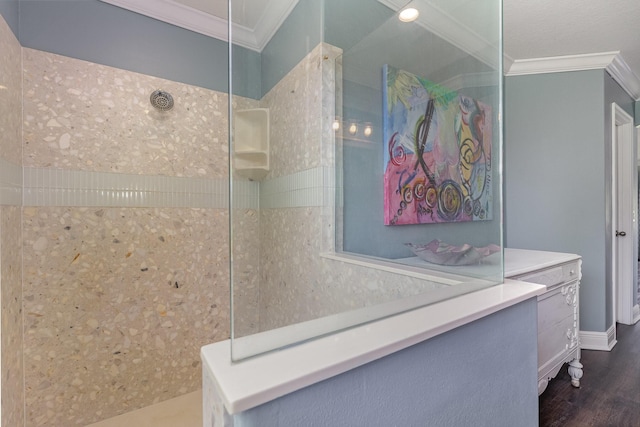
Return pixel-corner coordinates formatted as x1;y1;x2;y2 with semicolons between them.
383;65;493;225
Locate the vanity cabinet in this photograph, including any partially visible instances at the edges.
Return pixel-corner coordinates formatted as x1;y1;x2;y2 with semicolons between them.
504;249;583;395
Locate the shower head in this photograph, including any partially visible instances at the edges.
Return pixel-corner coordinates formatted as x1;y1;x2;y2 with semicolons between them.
150;90;174;111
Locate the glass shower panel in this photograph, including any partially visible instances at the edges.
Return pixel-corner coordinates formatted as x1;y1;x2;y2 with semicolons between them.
18;2;232;423
335;0;503;277
230;0;503;361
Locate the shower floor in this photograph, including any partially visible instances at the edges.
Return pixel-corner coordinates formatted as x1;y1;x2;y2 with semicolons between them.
86;390;201;427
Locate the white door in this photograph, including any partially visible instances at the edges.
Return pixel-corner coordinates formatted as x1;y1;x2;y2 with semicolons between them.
611;102;636;326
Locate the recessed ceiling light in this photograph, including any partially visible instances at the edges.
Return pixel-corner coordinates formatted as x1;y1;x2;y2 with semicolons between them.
399;7;419;22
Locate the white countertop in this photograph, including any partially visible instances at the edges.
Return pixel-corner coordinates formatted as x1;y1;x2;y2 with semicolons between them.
503;248;581;277
202;278;545;415
395;248;580;279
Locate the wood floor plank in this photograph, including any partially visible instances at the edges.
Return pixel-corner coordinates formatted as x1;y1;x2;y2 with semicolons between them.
539;322;640;427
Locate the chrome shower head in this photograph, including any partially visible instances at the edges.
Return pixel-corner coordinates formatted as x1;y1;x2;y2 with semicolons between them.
150;90;174;111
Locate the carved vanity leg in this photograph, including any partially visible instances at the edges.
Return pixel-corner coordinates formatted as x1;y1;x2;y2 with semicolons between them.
568;359;583;388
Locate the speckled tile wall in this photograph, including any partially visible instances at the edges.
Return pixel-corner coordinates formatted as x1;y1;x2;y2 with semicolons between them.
17;32;467;424
0;13;25;427
248;43;447;336
230;206;260;338
254;44;327;333
230;96;261;339
22;48;229;179
21;48;241;426
1;206;24;427
23;206;229;426
259;44;326;179
257;208;445;332
0;16;22;168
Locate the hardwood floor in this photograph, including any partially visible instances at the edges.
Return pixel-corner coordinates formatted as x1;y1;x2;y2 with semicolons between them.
539;322;640;427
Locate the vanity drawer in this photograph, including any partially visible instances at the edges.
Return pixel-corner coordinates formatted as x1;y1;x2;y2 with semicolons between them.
562;262;580;283
538;312;577;368
537;282;577;332
512;259;581;289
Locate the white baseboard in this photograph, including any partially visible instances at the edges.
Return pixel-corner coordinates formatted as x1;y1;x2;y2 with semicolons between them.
580;325;617;351
633;304;640;325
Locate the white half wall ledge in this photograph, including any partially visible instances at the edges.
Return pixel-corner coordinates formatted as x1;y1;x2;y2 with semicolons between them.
505;51;640;101
579;325;618;351
201;280;544;415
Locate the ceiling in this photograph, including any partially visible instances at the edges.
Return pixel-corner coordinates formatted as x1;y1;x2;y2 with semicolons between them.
504;0;640;70
101;0;640;98
504;0;640;87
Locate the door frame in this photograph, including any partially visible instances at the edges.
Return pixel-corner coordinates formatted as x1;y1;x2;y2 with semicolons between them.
611;102;636;326
635;126;640;325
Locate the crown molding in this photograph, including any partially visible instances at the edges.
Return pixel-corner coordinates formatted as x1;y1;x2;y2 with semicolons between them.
607;54;640;101
505;51;619;75
99;0;298;52
506;51;640;100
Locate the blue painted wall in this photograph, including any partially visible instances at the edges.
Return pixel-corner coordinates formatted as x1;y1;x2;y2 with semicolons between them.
8;0;410;100
232;299;539;427
505;71;605;332
341;80;502;261
323;0;392;53
17;0;260;98
258;0;393;97
259;0;322;96
0;0;18;37
335;20;502;260
505;70;635;333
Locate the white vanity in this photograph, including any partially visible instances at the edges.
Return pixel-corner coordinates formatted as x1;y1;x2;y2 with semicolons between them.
504;248;583;395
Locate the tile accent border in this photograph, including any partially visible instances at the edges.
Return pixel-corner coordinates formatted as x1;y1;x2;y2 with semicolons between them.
0;158;22;206
23;167;243;208
21;166;335;210
259;167;334;209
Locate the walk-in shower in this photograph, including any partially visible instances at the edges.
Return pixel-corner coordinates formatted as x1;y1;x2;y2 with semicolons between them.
0;0;503;424
229;0;504;360
0;0;231;425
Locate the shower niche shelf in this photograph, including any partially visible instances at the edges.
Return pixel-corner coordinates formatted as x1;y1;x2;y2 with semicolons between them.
234;108;269;181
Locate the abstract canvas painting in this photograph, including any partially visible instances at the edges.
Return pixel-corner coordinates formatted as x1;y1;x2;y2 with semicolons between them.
383;65;493;225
